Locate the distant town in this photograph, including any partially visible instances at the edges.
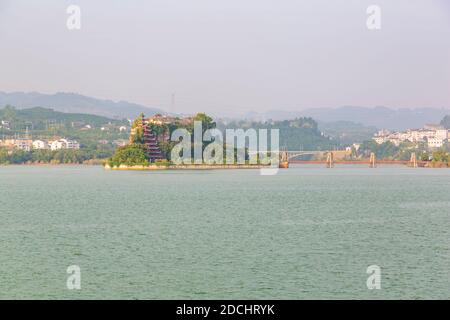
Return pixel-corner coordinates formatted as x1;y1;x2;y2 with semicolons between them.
373;124;449;149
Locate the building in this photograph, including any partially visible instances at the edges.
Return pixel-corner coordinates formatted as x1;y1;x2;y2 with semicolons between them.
427;137;444;149
0;120;10;129
373;136;387;144
15;139;32;151
49;140;64;150
49;139;80;150
373;125;449;149
0;138;32;151
13;139;33;151
148;114;178;125
147;114;193;126
32;140;48;150
435;129;448;140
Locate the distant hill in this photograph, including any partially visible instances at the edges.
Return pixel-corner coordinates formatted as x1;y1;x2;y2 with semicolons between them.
245;106;450;131
0;106;126;131
0;92;163;119
318;121;378;144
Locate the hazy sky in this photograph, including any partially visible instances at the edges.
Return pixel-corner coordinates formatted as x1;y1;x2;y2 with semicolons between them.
0;0;449;115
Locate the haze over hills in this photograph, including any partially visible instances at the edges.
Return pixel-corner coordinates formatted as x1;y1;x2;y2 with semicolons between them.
0;92;163;120
244;106;450;131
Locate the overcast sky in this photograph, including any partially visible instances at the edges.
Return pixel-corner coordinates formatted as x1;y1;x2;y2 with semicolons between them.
0;0;449;115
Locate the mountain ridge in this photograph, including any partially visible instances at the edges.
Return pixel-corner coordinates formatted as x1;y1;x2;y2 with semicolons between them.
0;91;163;120
243;106;450;131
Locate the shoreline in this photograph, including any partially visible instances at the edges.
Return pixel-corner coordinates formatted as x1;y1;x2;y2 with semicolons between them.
0;162;104;167
1;162;449;169
104;164;272;170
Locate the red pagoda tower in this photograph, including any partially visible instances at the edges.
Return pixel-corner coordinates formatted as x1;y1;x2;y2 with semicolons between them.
141;114;164;162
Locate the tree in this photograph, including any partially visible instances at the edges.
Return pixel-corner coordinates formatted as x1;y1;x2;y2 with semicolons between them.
130;113;145;144
358;141;400;159
108;144;149;167
432;149;449;163
420;151;430;161
3;105;18;121
440;115;450;129
187;113;216;133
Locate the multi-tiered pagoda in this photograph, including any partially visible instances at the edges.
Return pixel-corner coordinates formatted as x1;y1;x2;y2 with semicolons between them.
140;114;164;162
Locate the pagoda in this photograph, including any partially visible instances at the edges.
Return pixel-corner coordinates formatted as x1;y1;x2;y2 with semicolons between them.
140;114;164;162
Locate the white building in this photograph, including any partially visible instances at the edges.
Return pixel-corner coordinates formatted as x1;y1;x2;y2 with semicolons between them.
49;139;80;150
427;137;444;149
32;140;48;150
373;125;449;149
373;136;387;144
50;140;64;150
436;129;448;140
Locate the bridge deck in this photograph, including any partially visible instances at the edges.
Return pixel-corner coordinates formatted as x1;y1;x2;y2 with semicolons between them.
290;160;426;165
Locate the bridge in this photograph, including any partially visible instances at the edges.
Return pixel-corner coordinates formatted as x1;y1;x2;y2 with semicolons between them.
279;151;422;168
250;150;422;168
283;150;351;160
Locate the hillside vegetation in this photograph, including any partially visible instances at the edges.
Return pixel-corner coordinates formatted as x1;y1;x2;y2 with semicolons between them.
0;105;126;131
218;118;339;151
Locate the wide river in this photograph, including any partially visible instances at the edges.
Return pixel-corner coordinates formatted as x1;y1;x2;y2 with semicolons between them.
0;165;449;299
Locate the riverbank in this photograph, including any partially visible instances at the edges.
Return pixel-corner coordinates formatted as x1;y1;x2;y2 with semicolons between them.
0;159;106;166
104;163;271;170
424;161;450;168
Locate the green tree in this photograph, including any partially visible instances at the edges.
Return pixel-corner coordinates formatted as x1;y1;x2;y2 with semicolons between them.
130;113;145;144
187;113;216;133
358;141;400;159
432;149;449;163
108;144;149;167
440;115;450;129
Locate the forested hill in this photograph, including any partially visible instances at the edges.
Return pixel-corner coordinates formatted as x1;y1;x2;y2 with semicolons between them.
218;118;340;151
0;106;127;132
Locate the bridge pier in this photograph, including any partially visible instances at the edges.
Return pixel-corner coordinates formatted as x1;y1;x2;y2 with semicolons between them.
409;153;417;168
279;151;289;168
284;149;352;168
369;152;376;168
326;152;334;168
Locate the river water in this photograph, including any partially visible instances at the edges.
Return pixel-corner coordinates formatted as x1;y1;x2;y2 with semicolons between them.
0;165;449;299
